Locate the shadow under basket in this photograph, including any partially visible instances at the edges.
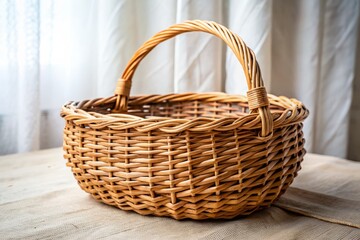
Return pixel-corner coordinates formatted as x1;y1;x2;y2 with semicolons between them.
61;20;309;220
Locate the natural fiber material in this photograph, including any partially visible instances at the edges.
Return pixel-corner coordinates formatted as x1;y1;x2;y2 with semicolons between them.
246;87;269;110
114;79;131;97
61;20;309;220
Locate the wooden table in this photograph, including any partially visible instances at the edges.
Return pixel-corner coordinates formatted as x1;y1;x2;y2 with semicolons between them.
1;149;359;239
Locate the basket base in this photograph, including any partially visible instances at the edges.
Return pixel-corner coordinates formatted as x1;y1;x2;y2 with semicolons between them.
75;168;299;220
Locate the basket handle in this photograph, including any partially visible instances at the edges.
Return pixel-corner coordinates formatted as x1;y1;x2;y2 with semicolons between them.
114;20;273;137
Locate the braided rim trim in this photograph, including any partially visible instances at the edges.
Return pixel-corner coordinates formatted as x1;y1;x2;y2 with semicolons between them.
61;93;308;134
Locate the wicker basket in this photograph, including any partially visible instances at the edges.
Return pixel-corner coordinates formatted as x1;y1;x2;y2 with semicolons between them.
61;20;309;220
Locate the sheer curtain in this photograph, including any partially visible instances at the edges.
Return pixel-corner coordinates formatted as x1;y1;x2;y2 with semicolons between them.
1;0;359;160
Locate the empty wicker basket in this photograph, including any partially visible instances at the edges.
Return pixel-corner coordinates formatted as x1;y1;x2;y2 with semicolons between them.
61;20;309;220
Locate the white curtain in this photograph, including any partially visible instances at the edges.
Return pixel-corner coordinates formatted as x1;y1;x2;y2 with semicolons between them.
1;0;359;160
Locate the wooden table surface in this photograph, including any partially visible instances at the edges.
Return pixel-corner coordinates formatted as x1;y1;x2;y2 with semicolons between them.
1;148;359;239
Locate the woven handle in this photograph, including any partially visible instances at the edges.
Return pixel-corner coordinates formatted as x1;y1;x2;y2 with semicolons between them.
114;20;273;137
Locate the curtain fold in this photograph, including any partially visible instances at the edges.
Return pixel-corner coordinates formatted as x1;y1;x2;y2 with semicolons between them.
1;0;359;160
226;0;273;95
314;0;359;157
272;0;325;154
174;0;224;93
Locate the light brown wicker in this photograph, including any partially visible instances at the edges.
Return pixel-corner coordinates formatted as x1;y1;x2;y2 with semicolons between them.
61;20;309;220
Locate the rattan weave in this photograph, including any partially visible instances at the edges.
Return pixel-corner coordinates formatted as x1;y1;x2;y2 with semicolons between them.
61;20;309;220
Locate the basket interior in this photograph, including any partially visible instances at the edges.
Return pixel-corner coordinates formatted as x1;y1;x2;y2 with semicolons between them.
87;95;287;120
127;100;251;119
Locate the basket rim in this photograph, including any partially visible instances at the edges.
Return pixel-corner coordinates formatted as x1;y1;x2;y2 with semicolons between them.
61;92;309;134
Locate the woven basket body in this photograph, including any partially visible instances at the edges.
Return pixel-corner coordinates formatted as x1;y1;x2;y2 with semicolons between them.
61;20;308;220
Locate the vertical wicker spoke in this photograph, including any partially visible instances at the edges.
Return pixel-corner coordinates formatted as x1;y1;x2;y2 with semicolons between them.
234;130;243;197
147;131;155;199
211;133;220;197
124;128;132;201
107;129;114;205
167;136;176;204
185;131;195;199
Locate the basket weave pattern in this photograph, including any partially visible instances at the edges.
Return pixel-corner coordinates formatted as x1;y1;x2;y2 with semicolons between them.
61;20;308;220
